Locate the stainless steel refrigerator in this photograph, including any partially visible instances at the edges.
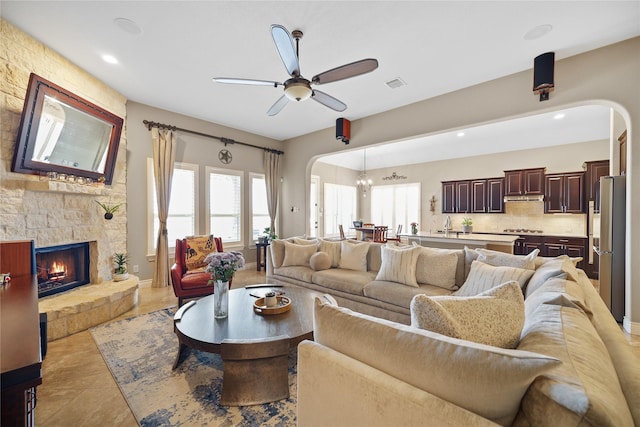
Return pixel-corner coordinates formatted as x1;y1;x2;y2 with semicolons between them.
594;175;626;322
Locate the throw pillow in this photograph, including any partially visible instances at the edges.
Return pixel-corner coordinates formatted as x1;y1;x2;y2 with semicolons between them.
410;281;525;348
292;237;320;246
309;251;332;271
339;240;370;271
319;239;342;267
525;258;569;298
476;248;538;270
282;240;317;267
463;246;479;279
454;260;534;296
414;246;459;290
375;244;421;287
184;235;216;271
313;298;559;427
534;254;583;268
269;239;286;268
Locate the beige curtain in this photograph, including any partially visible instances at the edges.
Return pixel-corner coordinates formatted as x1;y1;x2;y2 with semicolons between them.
264;151;282;234
152;128;177;288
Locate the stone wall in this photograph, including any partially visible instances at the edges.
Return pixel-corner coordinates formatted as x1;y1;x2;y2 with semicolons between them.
0;19;128;283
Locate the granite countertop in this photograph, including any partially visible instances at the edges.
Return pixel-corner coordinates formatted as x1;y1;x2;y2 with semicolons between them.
400;232;519;244
431;230;588;239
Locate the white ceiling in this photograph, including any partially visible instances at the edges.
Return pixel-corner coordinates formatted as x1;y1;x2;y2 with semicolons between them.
3;1;638;168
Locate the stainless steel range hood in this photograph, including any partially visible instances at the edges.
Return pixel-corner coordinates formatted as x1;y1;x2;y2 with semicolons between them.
503;195;545;202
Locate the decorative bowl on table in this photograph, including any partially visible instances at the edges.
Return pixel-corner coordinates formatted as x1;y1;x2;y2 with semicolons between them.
253;296;291;315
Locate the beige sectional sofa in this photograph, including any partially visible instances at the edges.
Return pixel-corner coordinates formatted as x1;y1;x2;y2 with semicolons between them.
265;237;640;426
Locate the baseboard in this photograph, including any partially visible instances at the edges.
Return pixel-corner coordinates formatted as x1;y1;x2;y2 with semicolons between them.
622;316;640;335
138;278;153;288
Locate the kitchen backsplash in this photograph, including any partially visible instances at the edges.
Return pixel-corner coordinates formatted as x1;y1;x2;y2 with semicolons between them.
423;201;587;237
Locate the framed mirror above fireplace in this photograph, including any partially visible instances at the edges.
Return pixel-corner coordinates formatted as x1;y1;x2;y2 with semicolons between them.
11;73;123;185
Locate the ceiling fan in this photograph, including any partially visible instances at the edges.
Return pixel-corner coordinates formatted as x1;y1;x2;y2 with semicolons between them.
213;24;379;116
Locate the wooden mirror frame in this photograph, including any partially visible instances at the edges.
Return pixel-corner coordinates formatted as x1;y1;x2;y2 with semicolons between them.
11;73;123;185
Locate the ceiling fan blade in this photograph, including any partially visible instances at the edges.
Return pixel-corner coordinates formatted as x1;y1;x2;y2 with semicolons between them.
213;77;281;87
311;90;347;112
312;58;379;85
267;95;289;116
271;24;300;77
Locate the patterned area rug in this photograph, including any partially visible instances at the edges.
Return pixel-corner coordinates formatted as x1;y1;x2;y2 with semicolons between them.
89;308;297;426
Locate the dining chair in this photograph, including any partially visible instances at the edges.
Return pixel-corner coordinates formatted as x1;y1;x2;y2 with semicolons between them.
338;224;346;240
373;226;389;243
386;224;403;242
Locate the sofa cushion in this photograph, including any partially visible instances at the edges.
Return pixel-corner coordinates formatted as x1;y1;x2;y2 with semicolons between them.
313;299;559;427
410;281;524;348
464;246;479;278
524;277;592;320
269;239;286;268
291;237;319;246
282;240;317;267
273;265;315;282
339;240;370;271
312;269;376;296
366;242;383;272
516;303;634;427
184;235;216;271
415;246;459;290
310;252;332;271
476;248;538;270
525;256;577;298
375;244;421;287
319;239;342;267
454;260;534;296
364;281;451;308
179;271;212;289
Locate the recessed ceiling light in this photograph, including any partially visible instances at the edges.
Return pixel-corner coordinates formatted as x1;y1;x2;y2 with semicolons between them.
114;17;142;35
553;113;566;120
457;132;465;137
524;24;553;41
102;54;118;64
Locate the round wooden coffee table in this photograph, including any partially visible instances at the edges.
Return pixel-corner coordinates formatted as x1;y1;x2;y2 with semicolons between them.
173;284;323;405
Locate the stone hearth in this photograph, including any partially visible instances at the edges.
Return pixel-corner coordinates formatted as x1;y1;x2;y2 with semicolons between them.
39;276;139;341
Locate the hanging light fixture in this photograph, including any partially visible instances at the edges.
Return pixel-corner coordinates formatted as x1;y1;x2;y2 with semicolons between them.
356;149;373;197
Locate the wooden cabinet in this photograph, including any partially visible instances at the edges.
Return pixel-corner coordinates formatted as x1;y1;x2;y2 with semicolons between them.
471;179;487;213
441;180;471;214
545;172;585;213
514;235;544;255
442;181;456;213
504;168;545;196
584;160;609;213
455;181;470;214
543;237;586;269
487;178;505;213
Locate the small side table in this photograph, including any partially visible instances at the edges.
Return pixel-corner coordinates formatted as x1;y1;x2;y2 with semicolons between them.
256;241;270;272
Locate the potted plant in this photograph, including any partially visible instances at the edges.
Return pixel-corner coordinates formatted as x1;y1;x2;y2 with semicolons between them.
113;252;129;281
96;200;122;220
263;227;278;242
462;217;473;234
410;222;419;234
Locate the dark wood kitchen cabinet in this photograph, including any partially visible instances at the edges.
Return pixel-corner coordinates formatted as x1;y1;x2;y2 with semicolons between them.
504;168;545;196
583;160;609;213
545;172;585;213
487;178;505;213
543;237;586;269
441;180;471;214
471;179;487;213
514;235;544;255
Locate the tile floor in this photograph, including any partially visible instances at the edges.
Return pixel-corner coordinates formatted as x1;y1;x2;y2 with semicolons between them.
34;270;640;426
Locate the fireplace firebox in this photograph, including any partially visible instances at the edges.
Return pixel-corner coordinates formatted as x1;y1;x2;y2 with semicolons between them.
36;242;90;297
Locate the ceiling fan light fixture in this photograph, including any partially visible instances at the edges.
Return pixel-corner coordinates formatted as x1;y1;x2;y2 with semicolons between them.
284;80;312;101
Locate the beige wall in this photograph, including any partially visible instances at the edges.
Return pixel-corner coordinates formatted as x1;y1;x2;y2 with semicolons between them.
0;20;127;282
284;37;640;332
125;101;285;280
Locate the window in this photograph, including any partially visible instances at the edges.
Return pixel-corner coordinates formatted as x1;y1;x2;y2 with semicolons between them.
370;183;421;232
250;174;271;241
206;167;243;245
324;183;357;237
147;159;199;254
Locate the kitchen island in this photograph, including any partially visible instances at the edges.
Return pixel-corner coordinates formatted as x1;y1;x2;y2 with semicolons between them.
400;231;520;254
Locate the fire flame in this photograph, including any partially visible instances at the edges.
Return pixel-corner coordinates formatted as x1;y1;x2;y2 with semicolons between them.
50;261;67;275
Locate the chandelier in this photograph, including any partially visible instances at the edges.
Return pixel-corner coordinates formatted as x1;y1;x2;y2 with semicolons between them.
356;149;373;197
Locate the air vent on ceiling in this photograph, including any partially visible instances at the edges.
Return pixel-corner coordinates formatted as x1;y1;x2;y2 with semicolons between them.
385;77;406;89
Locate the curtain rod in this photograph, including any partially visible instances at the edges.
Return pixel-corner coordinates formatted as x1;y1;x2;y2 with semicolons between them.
142;120;284;155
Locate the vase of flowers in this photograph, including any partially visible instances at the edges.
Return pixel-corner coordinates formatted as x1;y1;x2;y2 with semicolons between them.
410;222;419;234
205;251;245;319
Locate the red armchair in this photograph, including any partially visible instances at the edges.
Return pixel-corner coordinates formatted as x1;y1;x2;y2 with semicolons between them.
171;236;226;306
